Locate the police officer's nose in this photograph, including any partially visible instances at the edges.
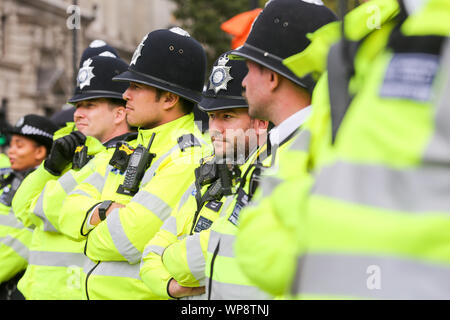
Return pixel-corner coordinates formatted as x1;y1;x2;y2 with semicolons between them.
122;88;131;101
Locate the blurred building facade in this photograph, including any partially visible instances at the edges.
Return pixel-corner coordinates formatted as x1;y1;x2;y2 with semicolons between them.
0;0;177;125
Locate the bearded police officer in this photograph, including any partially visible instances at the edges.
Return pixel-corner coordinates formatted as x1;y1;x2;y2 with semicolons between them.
139;52;268;300
12;54;133;300
0;115;58;299
57;27;211;300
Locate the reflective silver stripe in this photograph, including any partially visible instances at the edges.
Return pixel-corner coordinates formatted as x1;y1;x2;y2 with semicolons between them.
83;172;105;194
0;235;29;261
140;244;166;269
107;208;141;264
141;145;179;186
131;190;172;221
0;210;24;229
146;244;165;257
177;183;195;211
259;175;283;199
312;160;450;213
69;189;92;198
89;261;141;280
207;277;270;300
219;196;236;218
289;128;311;152
58;171;78;194
33;186;57;232
28;250;88;267
291;253;450;299
104;165;114;179
185;232;205;283
160;216;177;236
207;230;235;258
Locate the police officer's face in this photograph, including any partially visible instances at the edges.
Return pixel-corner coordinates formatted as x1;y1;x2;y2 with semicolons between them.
7;135;46;171
122;82;164;129
208;108;258;163
74;99;120;143
242;60;272;121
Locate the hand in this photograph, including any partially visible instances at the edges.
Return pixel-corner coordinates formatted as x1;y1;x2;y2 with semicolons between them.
167;278;205;299
90;202;125;226
44;131;86;175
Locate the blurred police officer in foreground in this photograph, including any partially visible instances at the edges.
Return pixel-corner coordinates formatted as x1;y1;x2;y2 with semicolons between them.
139;52;268;300
50;39;121;129
236;0;450;299
0;115;58;299
57;27;211;300
12;52;133;299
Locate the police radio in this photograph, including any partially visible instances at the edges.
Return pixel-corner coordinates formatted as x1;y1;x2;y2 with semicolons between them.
119;133;156;195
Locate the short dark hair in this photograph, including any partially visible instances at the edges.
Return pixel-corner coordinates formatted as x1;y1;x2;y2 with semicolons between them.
104;97;126;108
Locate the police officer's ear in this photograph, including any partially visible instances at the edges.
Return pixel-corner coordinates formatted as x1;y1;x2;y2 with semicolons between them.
34;144;47;163
267;69;282;92
161;91;180;111
113;105;127;125
251;119;269;136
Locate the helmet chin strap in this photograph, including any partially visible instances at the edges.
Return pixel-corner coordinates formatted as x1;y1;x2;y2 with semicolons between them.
402;0;427;15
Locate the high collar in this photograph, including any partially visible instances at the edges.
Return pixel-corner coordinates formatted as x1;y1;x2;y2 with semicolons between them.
269;105;312;148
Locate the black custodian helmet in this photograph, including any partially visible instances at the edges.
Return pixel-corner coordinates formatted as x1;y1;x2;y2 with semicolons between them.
230;0;337;93
79;39;120;68
68;56;129;103
199;52;248;112
113;27;207;104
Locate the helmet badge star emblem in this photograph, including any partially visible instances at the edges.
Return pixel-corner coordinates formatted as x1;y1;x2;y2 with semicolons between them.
77;58;95;90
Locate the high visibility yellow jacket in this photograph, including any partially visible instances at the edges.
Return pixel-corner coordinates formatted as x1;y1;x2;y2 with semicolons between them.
237;0;450;299
0;125;78;287
139;153;253;300
11;125;120;300
289;0;450;299
58;113;211;299
0;154;10;168
0;170;33;284
163;128;304;299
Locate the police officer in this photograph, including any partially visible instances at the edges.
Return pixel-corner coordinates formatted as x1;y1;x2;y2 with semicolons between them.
12;54;133;300
236;0;450;299
0;115;58;299
139;52;268;300
57;27;211;300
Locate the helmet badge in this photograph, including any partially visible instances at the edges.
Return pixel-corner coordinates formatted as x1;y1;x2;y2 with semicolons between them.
77;58;95;90
131;34;148;66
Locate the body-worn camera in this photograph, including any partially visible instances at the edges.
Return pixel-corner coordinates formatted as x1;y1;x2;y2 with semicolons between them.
109;142;135;173
72;145;93;170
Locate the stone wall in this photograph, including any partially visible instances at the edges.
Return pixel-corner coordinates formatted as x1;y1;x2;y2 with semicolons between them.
0;0;176;125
